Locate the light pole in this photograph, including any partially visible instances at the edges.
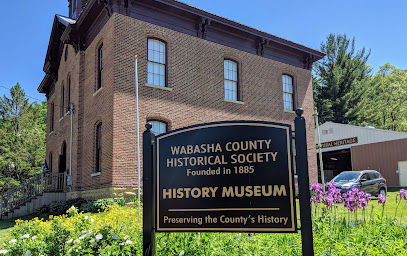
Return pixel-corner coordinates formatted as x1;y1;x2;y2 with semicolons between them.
313;107;325;190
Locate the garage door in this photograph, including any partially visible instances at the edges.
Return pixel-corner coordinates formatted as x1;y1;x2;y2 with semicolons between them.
399;161;407;187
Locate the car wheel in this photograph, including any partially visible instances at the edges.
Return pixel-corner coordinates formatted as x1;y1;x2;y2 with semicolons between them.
378;188;386;197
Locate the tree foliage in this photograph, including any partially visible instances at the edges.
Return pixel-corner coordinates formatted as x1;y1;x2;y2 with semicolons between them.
0;83;47;193
314;34;371;124
352;63;407;132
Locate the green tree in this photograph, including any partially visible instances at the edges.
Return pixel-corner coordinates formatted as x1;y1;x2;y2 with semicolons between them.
353;63;407;132
314;34;371;124
0;83;47;193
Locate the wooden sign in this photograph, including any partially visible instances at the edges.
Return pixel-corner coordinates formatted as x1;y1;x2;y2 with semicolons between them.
155;121;297;232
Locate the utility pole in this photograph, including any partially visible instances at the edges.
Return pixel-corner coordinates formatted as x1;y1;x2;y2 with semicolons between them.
313;107;325;190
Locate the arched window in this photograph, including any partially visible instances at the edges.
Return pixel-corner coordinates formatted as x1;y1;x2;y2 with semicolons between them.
50;103;54;132
282;74;294;111
147;38;167;87
49;152;53;173
95;123;102;173
59;142;67;173
149;120;167;135
60;84;65;117
97;44;103;90
224;59;239;101
67;76;71;112
65;46;68;62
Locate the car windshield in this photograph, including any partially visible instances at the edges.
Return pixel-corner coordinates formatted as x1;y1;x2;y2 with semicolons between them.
333;172;360;182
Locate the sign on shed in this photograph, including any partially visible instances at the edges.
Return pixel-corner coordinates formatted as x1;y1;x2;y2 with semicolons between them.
155;121;296;232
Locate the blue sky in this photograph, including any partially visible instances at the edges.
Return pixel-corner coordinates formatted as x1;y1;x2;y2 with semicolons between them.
0;0;406;103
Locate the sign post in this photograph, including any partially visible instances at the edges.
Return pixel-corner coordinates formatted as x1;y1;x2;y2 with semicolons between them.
294;108;315;256
143;123;156;256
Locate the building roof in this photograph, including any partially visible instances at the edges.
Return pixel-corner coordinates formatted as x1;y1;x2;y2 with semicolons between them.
56;15;76;26
317;122;407;152
38;0;326;94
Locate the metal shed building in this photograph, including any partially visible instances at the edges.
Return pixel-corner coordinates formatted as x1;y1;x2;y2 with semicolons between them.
317;122;407;187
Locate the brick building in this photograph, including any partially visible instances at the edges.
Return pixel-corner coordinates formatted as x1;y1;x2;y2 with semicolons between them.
38;0;324;198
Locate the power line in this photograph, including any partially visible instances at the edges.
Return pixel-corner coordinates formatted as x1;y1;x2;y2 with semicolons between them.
0;85;46;103
0;85;72;111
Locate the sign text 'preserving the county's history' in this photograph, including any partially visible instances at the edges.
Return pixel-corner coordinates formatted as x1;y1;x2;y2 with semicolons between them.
155;121;297;232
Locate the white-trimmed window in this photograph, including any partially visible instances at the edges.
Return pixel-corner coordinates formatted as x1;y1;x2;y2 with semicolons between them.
150;120;167;135
283;74;294;111
97;44;103;90
95;123;102;173
224;59;238;101
147;38;166;87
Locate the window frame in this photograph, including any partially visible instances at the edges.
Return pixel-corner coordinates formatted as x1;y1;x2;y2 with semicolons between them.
97;44;103;91
67;76;71;113
147;38;168;87
223;58;239;101
60;84;65;118
49;152;53;173
65;46;68;62
95;122;102;173
282;74;295;111
50;103;54;132
148;120;168;135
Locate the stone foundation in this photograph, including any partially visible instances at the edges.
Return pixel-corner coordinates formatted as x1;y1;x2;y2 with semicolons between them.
71;186;140;202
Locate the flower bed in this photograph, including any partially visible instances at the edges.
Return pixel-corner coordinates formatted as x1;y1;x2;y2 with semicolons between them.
0;188;407;255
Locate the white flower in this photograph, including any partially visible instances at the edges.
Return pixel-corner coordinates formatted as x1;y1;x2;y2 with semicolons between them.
90;218;94;223
0;250;8;255
90;238;95;243
31;235;37;240
119;242;124;246
21;234;30;239
84;215;89;220
67;248;72;254
79;234;86;240
24;250;31;256
112;234;119;240
73;239;80;245
95;234;103;241
81;230;87;234
9;239;17;244
69;205;76;210
124;235;129;240
125;240;133;245
67;239;73;244
87;231;93;237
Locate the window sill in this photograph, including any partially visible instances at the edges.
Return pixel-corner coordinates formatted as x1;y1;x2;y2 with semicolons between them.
93;87;103;97
91;172;101;177
284;110;296;114
224;99;244;105
145;83;173;91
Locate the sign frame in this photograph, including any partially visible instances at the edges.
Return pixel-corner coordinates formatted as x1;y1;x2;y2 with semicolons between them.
154;120;297;233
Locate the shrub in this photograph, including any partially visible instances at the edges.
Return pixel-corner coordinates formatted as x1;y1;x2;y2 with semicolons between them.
34;204;49;214
2;205;141;255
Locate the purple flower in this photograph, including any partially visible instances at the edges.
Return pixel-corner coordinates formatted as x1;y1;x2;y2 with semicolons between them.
311;183;322;192
378;194;387;204
247;233;252;237
400;189;407;200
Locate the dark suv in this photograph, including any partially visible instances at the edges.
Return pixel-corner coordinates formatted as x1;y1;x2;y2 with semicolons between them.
331;170;387;196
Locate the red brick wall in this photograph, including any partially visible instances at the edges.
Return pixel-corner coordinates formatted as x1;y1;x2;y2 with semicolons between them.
46;12;318;195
